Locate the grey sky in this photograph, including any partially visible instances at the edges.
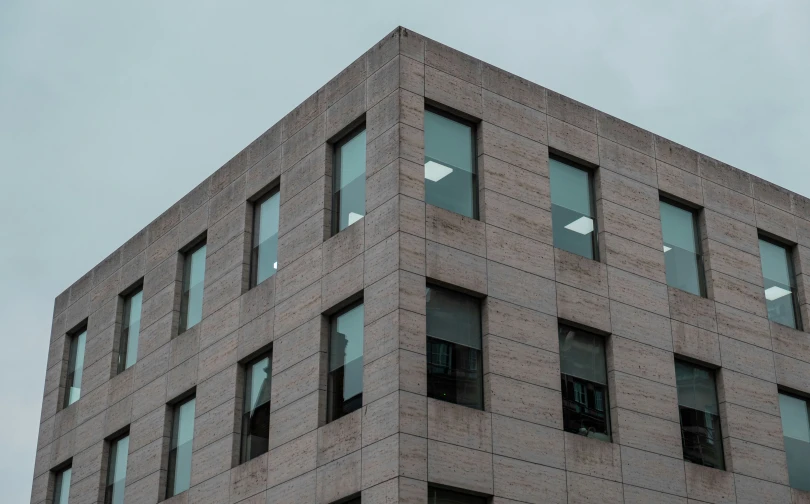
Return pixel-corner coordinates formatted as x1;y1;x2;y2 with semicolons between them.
2;1;809;501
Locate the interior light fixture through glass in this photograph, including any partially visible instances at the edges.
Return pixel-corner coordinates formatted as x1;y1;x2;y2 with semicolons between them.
564;216;594;235
425;160;453;182
765;285;793;301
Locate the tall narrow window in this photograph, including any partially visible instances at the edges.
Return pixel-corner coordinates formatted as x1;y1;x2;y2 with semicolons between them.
64;328;86;407
660;200;704;296
779;393;810;491
424;109;477;219
759;238;800;329
675;361;724;469
53;467;71;504
425;285;483;410
117;289;142;373
105;434;129;504
251;190;280;287
549;157;597;259
328;303;364;422
333;127;366;233
167;397;195;498
240;353;271;463
179;243;206;333
428;487;487;504
558;325;610;441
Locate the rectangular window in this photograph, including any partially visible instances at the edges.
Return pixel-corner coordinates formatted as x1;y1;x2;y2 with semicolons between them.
328;303;364;422
426;285;483;410
558;325;610;441
117;288;142;373
549;157;597;259
105;434;129;504
53;467;71;504
660;199;704;296
333;127;366;234
167;396;195;498
428;487;487;504
675;361;724;469
779;393;810;491
424;109;477;219
179;242;206;333
240;353;271;463
251;190;280;287
64;328;87;407
759;238;800;329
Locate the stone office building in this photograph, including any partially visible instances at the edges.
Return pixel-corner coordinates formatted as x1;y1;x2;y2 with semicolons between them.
32;26;810;504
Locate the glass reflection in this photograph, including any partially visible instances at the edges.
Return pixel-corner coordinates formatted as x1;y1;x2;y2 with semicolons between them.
105;435;128;504
660;200;703;296
328;303;364;421
252;191;280;286
549;158;596;259
53;467;71;504
759;238;799;328
180;243;206;332
167;397;195;497
334;128;366;232
558;326;610;441
424;110;476;218
65;329;86;407
118;289;142;372
675;361;724;469
241;354;271;463
779;393;810;491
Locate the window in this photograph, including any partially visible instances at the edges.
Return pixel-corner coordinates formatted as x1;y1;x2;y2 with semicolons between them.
117;288;142;373
428;487;487;504
105;434;129;504
167;396;195;498
558;325;610;441
333;127;366;233
179;242;206;333
251;190;280;287
675;361;724;469
328;303;364;421
426;285;483;410
53;467;71;504
759;238;800;329
779;393;810;491
240;353;271;463
424;109;477;219
549;157;597;259
64;327;86;407
660;200;704;296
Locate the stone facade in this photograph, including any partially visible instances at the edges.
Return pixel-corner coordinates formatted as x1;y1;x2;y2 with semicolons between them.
31;26;810;504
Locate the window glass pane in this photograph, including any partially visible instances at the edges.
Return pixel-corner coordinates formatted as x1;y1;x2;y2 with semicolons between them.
53;467;71;504
558;326;606;385
779;393;810;491
424;110;476;218
241;355;271;463
759;239;798;328
549;158;595;259
254;192;280;285
336;129;366;232
428;487;487;504
105;435;129;504
180;244;206;332
119;289;142;372
426;286;483;410
168;397;195;497
675;361;724;469
329;304;364;421
558;326;610;441
660;201;702;296
65;329;86;407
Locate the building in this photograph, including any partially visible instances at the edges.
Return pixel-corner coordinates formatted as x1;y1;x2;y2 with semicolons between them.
31;26;810;504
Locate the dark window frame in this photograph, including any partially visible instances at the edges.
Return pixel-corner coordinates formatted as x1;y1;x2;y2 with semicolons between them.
424;105;479;220
117;283;143;374
179;240;207;334
51;463;72;504
427;485;489;504
63;322;88;409
549;154;599;261
331;123;368;236
239;350;272;464
104;431;130;504
759;234;802;330
660;196;706;297
675;359;725;470
327;299;365;422
250;188;281;289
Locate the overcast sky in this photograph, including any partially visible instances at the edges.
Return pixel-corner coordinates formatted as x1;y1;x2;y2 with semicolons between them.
2;1;809;501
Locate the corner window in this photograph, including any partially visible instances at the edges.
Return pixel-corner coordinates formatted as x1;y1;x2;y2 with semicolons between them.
428;487;487;504
117;288;142;373
333;127;366;233
759;238;800;329
105;434;129;504
53;467;71;504
558;325;610;441
328;303;364;422
240;353;271;463
251;190;280;287
64;327;86;407
675;361;724;469
549;157;597;259
426;285;483;410
779;393;810;491
424;109;477;219
660;200;704;296
167;396;195;498
179;242;206;333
